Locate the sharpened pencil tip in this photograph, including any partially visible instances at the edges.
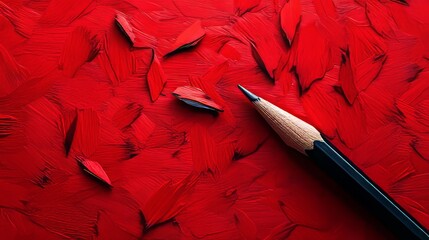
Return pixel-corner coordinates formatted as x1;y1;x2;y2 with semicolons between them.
237;85;260;102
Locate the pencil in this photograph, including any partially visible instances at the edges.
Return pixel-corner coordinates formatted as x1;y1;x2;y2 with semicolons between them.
237;84;429;240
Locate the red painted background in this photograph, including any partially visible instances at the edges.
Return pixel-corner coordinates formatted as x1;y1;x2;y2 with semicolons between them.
1;0;429;239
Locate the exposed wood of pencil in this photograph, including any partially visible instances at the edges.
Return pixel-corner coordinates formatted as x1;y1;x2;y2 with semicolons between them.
237;85;323;154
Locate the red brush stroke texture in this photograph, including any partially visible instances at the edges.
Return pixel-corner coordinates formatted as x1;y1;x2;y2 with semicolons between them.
0;0;429;239
173;85;224;112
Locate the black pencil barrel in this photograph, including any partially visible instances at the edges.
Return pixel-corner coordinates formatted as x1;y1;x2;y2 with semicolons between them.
306;139;429;240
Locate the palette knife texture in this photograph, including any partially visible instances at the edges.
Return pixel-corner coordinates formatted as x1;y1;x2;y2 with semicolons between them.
0;0;429;239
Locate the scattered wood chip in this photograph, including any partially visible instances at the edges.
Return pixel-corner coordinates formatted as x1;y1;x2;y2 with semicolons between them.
77;156;112;187
172;86;224;112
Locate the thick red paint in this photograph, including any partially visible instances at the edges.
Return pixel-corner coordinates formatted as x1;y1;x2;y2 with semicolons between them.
164;20;206;56
280;0;301;45
0;114;16;137
173;86;224;112
77;156;112;187
0;0;428;239
147;51;167;102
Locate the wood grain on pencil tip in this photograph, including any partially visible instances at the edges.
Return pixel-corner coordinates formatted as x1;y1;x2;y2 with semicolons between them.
238;84;323;154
